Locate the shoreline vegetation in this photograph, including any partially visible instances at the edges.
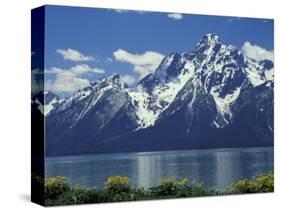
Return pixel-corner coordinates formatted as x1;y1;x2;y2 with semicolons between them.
32;172;274;206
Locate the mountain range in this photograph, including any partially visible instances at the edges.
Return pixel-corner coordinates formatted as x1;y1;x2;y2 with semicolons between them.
32;33;274;156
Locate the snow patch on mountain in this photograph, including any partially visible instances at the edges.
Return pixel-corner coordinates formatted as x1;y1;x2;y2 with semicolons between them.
244;57;274;87
34;98;44;114
127;89;157;129
32;91;61;116
75;86;113;123
152;63;195;108
210;85;241;127
187;85;197;109
44;33;274;134
265;68;274;81
44;98;60;115
46;74;130;130
245;59;266;87
75;89;92;101
127;56;196;129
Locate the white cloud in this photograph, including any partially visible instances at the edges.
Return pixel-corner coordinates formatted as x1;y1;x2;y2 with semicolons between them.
70;64;105;74
70;64;90;73
167;13;183;20
242;41;274;62
113;49;164;78
46;64;105;95
133;64;158;78
46;64;105;75
56;48;95;62
106;57;114;63
46;71;90;94
90;68;105;74
31;69;43;93
121;75;136;85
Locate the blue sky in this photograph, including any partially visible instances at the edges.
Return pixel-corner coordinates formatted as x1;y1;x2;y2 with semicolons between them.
35;5;274;97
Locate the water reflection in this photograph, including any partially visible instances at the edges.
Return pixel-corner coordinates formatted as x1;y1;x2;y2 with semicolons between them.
46;147;273;190
213;150;242;190
135;154;161;189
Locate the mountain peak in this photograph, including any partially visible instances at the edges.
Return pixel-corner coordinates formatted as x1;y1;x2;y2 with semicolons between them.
191;33;223;61
45;33;273;155
108;73;128;88
202;33;220;43
196;33;221;49
110;73;121;78
90;73;127;89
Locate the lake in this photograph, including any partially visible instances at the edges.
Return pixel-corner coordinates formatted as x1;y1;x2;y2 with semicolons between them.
46;147;273;190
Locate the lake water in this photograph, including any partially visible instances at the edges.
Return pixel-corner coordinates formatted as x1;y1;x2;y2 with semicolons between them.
46;147;273;190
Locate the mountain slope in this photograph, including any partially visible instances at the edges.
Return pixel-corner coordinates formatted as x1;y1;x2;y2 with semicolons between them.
44;33;274;156
31;91;60;116
45;74;140;155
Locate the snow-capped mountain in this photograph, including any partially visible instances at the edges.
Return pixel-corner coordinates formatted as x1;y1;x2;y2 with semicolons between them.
45;74;140;153
40;33;274;155
31;91;60;116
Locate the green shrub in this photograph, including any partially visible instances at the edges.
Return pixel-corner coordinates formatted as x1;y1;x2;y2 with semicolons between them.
102;176;148;202
228;172;274;194
149;178;218;198
104;176;131;193
58;185;92;205
45;176;70;199
45;186;104;206
103;187;148;202
149;178;189;197
188;182;219;197
87;187;104;203
129;187;148;200
43;172;273;205
255;171;274;192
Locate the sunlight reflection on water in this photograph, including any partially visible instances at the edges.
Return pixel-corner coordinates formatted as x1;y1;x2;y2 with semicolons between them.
46;147;273;190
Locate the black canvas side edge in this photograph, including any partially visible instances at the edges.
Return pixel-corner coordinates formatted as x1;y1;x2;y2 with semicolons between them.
31;6;45;206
